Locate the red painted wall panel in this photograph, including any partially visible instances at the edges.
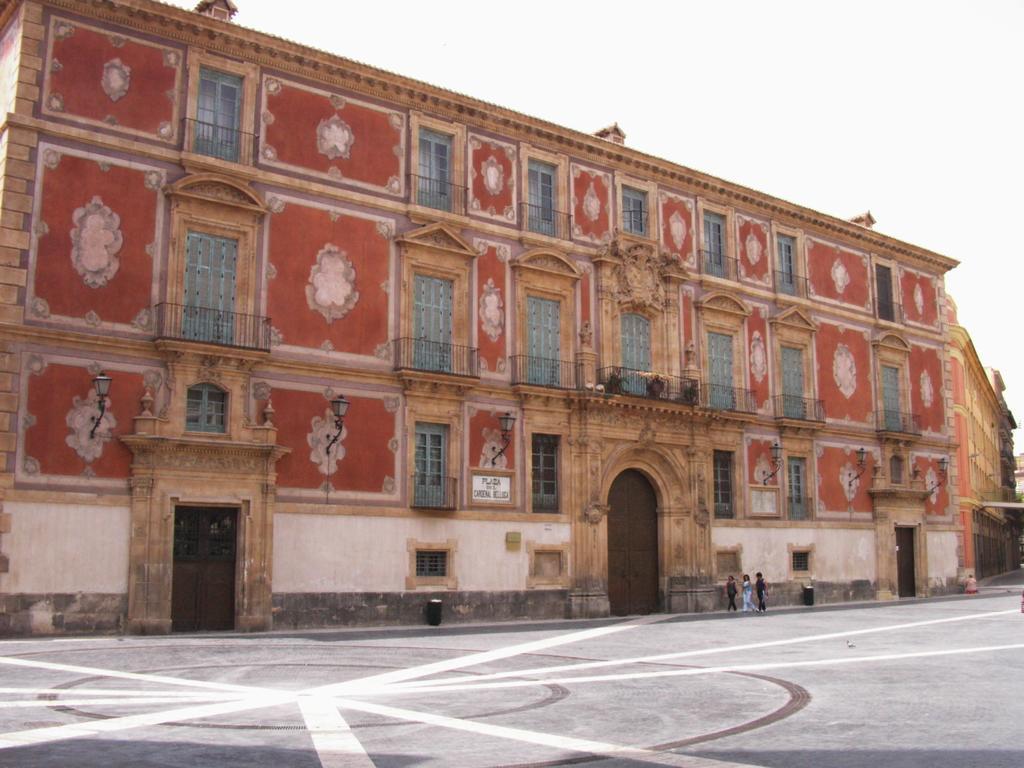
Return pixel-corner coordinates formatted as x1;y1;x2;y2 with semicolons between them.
469;137;515;219
266;204;390;355
909;345;945;433
747;309;770;411
476;246;506;374
815;323;873;423
660;195;694;266
736;217;770;285
817;446;875;514
955;412;971;499
24;363;141;478
468;409;515;469
747;439;778;486
915;455;950;515
272;389;395;492
571;169;610;242
807;240;870;311
48;22;179;136
900;269;939;327
36;155;157;324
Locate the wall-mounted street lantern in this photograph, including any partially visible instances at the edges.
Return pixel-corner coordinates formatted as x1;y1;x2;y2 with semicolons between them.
89;372;112;439
762;441;783;485
926;457;949;494
324;394;350;454
490;411;516;466
848;446;868;490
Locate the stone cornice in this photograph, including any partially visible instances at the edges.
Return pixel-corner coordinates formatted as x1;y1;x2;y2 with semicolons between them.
41;0;958;274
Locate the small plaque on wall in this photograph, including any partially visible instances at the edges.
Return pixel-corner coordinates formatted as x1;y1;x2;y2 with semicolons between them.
750;487;778;517
471;472;513;504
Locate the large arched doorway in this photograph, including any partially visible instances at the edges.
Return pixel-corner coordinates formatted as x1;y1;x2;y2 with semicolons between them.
607;469;659;615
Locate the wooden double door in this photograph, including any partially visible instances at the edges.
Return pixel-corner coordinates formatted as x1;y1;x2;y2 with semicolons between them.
171;507;238;632
896;526;917;598
607;470;659;616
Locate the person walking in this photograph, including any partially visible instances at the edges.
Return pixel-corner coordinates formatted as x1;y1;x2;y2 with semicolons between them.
755;572;768;613
741;574;754;613
725;575;738;611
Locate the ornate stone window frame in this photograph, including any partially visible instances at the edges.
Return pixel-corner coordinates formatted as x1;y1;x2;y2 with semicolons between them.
708;439;744;519
526;542;570;588
512;249;581;366
409;112;466;220
871;253;899;324
787;543;815;581
696;198;735;274
614;174;657;240
770;306;818;404
698;292;751;393
873;331;912;421
406;538;458;590
184;50;259;162
781;448;816;521
769;221;806;297
519;144;569;243
714;544;744;581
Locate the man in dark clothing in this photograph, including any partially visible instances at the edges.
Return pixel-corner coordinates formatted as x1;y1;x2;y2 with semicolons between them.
725;575;738;611
755;572;768;613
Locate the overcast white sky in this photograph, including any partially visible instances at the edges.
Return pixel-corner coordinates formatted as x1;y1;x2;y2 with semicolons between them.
170;0;1024;444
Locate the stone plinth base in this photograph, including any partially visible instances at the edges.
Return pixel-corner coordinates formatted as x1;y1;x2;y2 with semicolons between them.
667;586;718;614
568;590;610;619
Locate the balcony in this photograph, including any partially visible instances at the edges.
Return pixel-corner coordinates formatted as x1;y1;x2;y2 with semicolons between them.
876;409;921;435
154;303;271;351
622;209;650;238
411;474;458;510
393;337;479;378
410;174;466;215
186;118;256;165
520;202;571;240
787;496;809;520
774;395;825;422
876;301;904;323
510;356;580;389
704;384;757;414
701;249;738;280
598;366;701;404
775;270;809;298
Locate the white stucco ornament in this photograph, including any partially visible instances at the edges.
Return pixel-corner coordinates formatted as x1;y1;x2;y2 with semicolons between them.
832;343;857;399
65;389;116;464
101;58;131;102
669;211;687;251
749;331;768;384
479;426;508;469
582;181;602;222
306;244;359;322
744;230;763;266
478;278;504;342
70;196;123;288
830;258;850;294
926;467;939;505
913;283;925;315
754;452;773;485
481;156;505;196
840;461;860;503
308;408;346;476
316;115;355;160
920;370;934;408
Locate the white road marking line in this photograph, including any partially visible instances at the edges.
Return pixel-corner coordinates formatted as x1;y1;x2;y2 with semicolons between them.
0;696;243;709
388;607;1020;691
336;697;765;768
374;642;1024;695
0;687;243;697
0;655;272;695
0;694;292;750
297;696;375;768
311;614;670;696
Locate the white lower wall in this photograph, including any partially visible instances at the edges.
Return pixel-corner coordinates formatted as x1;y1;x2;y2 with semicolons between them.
0;501;130;593
272;513;571;593
712;526;877;582
926;531;959;581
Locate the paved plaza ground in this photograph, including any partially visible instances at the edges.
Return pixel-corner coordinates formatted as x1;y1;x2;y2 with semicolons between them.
0;574;1021;768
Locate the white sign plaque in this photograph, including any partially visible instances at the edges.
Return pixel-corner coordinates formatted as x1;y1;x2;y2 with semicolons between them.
472;474;511;503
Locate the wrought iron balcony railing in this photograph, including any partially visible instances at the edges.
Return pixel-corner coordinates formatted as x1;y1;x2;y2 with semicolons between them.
520;202;571;240
598;366;701;404
411;474;458;510
714;502;734;519
701;249;738;280
154;303;271;351
775;270;809;298
704;384;757;413
510;356;580;389
186;118;256;165
774;395;825;422
393;337;479;378
410;174;467;214
788;496;809;520
876;301;904;323
877;409;921;435
622;209;650;237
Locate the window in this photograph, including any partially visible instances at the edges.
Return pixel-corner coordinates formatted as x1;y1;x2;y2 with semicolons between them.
781;346;806;418
417;128;453;210
788;457;807;520
415;550;448;578
532;434;559;511
186;383;227;433
414;423;449;508
527;160;557;236
703;211;726;276
881;365;902;430
622;186;647;236
791;550;811;573
620;313;652;395
875;264;895;321
707;331;735;409
713;450;734;518
182;232;238;344
777;234;796;295
890;454;905;485
412;275;454;372
526;296;561;386
195;68;242;162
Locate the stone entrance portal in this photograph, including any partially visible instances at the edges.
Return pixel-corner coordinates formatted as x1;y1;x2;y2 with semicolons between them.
607;469;659;615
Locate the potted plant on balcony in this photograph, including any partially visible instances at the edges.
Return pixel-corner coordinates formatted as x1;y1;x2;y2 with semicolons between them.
605;370;623;395
646;375;667;399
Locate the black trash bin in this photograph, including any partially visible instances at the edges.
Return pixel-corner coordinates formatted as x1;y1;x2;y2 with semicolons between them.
802;585;815;606
426;598;443;626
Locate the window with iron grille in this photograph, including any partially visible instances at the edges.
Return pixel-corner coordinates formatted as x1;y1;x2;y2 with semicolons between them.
713;450;733;519
415;550;448;578
196;68;242;162
532;434;559;511
186;383;227;433
792;550;811;573
622;186;647;235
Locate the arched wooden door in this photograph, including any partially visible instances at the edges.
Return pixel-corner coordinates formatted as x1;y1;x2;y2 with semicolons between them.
607;469;659;615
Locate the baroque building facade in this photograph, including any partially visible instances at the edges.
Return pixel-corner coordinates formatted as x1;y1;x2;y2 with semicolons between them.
0;0;966;635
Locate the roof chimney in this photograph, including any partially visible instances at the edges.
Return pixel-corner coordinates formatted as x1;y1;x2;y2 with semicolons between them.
194;0;238;21
848;210;876;229
594;122;626;146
